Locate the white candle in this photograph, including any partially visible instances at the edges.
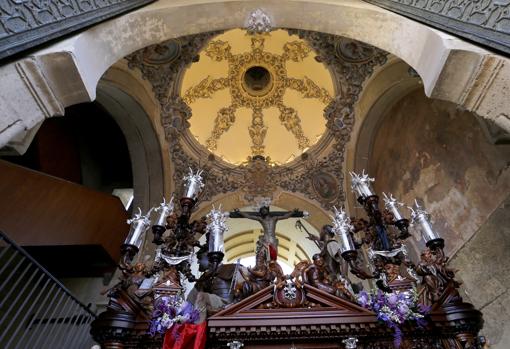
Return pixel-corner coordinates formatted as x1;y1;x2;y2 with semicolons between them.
332;207;356;254
155;206;169;226
184;180;198;199
416;213;440;242
154;197;174;226
208;226;225;253
339;227;355;254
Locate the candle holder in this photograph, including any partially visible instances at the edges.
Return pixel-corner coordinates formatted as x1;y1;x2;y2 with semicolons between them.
409;200;444;249
183;167;205;200
152;197;175;245
206;206;229;272
207;251;225;273
120;243;139;264
350;170;375;203
345;171;418;291
151;225;166;245
331;207;357;259
383;193;410;239
124;208;153;250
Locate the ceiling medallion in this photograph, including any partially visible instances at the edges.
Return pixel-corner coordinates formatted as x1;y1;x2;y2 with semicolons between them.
335;38;375;63
242;65;273;96
246;9;272;35
143;39;181;65
182;35;333;158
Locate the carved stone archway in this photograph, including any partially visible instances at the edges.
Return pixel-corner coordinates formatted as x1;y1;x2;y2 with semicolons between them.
1;0;510;152
96;83;165;211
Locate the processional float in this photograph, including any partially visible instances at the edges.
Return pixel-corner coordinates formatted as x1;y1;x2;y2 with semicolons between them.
91;169;485;349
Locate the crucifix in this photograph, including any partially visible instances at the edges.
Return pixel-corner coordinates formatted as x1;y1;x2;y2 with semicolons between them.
230;204;306;258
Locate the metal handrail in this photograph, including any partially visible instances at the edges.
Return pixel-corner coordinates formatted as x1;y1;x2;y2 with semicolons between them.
0;230;97;349
0;230;96;316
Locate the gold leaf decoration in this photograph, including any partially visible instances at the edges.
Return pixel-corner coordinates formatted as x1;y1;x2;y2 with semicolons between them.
205;40;232;61
277;103;310;150
285;76;333;104
183;33;330;158
183;76;229;104
282;41;312;62
206;105;237;151
249;108;268;156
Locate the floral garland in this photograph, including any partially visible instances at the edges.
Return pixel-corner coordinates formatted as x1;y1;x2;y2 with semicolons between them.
149;295;200;336
357;288;430;347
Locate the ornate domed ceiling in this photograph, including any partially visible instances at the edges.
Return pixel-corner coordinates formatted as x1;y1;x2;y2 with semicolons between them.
125;29;388;209
181;29;334;165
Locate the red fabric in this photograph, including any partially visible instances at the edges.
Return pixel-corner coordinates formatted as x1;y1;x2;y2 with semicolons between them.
269;244;277;261
163;322;207;349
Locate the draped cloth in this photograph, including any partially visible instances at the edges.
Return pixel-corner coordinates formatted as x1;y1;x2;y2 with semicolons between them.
163;322;207;349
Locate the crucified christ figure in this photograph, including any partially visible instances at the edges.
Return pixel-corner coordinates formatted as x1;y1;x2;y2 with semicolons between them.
230;206;306;256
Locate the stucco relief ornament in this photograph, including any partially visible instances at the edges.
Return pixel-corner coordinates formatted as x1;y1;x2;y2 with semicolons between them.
242;157;276;200
182;34;332;157
246;9;272;35
127;31;389;211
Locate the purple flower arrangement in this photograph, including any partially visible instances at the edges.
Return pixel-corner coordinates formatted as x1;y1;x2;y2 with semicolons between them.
357;288;430;347
149;295;200;336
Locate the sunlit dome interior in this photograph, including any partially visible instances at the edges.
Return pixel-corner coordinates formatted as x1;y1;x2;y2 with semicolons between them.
182;29;335;165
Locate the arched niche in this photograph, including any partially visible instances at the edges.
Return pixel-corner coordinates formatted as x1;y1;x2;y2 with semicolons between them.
361;80;510;349
188;191;330;270
345;57;423;214
365;88;510;255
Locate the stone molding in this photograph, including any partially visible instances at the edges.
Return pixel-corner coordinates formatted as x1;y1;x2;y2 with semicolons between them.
0;56;67;152
15;59;64;119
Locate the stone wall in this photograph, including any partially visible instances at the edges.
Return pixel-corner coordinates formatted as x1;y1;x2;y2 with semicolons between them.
368;89;510;347
450;196;510;347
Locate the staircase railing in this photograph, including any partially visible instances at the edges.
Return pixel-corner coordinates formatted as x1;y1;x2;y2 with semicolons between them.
0;230;97;349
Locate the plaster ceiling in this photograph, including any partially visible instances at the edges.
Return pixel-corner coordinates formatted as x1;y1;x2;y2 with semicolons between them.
181;29;334;165
125;29;388;208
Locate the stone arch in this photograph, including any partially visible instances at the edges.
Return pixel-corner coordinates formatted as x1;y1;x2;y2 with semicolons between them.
95;82;165;211
344;57;423;213
350;76;510;259
3;0;509;152
13;1;505;131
